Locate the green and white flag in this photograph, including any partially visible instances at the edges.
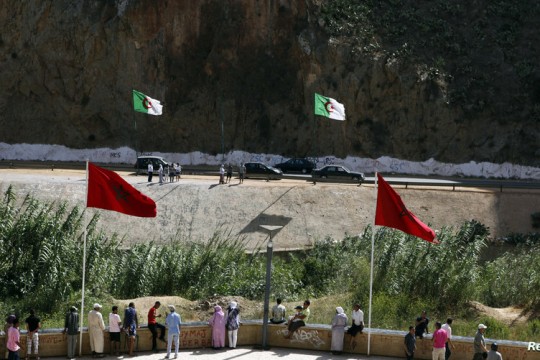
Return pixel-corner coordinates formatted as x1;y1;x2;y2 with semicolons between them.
314;93;346;120
133;90;163;115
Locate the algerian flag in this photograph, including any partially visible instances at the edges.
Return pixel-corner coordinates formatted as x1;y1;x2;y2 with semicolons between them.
133;90;163;115
314;93;346;120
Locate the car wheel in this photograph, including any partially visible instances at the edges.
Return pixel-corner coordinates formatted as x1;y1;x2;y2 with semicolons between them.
352;176;359;181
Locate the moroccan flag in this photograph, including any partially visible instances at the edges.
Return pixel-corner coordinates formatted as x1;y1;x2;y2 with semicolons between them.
314;93;346;120
375;173;437;243
87;162;157;218
133;89;163;115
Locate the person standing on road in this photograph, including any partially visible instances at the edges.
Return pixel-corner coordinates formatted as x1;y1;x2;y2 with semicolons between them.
330;306;348;355
123;302;138;357
63;306;79;360
441;318;455;359
226;302;240;349
147;163;154;182
346;303;364;349
25;309;41;360
270;298;286;324
219;165;225;184
404;325;416;360
148;301;166;352
473;324;488;360
158;164;164;184
432;321;448;360
88;304;105;358
238;163;245;184
226;164;233;183
165;305;181;359
208;305;226;349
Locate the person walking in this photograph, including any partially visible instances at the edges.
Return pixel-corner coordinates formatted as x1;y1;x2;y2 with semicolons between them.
441;318;455;359
330;307;348;355
432;321;448;360
147;162;154;182
346;303;364;349
24;309;41;360
123;302;138;357
165;305;181;359
62;306;79;360
148;301;166;352
473;324;488;360
208;305;226;350
108;306;122;356
88;304;105;358
226;302;240;349
404;326;416;360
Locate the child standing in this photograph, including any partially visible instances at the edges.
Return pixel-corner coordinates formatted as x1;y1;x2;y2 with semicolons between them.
7;318;21;360
108;306;122;356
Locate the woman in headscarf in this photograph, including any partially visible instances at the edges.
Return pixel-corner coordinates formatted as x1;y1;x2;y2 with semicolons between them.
208;305;226;349
331;306;348;355
225;301;240;348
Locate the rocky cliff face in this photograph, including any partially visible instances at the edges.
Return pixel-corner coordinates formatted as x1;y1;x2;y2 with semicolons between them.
0;0;538;166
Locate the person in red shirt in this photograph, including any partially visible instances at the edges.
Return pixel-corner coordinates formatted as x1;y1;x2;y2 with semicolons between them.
148;302;166;352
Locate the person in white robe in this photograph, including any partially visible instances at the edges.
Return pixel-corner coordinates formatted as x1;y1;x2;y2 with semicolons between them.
88;303;106;357
331;306;348;355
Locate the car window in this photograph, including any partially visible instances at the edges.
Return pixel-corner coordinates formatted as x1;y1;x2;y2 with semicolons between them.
337;167;346;173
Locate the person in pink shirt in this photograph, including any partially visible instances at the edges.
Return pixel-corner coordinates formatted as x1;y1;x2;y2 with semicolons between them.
7;318;21;360
432;321;448;360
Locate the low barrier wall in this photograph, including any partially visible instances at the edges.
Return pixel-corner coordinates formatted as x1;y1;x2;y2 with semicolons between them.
1;322;538;360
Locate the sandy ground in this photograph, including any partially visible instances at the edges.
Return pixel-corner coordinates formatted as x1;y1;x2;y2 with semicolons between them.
0;168;538;251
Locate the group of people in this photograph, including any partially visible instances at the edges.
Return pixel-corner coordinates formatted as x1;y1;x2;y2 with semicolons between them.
267;299;365;356
405;311;503;360
219;163;245;184
207;301;241;350
147;163;182;184
3;310;41;360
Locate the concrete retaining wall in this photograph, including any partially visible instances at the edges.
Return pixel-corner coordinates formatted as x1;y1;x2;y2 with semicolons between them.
1;322;538;360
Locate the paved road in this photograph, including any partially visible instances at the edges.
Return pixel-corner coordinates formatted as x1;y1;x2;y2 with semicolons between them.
46;347;401;360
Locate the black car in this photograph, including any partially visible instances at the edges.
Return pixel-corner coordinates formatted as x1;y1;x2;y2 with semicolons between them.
274;158;316;174
134;156;169;175
311;165;365;184
244;162;283;180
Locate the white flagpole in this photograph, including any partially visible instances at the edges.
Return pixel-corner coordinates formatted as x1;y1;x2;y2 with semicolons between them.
79;160;89;356
367;171;378;356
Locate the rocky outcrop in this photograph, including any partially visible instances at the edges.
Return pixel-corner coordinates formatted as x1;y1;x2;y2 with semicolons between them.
0;1;538;166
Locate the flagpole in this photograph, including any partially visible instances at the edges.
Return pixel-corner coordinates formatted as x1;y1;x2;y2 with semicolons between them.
80;160;89;356
367;171;378;356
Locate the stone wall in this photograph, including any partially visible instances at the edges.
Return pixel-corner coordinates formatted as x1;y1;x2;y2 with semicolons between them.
1;322;538;360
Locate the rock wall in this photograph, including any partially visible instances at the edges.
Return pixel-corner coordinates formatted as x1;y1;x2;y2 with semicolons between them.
0;1;538;166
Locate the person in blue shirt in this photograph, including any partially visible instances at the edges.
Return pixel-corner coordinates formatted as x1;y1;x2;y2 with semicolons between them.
165;305;182;359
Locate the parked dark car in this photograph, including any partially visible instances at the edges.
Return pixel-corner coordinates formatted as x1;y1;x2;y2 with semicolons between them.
274;158;316;174
244;162;283;180
134;156;169;175
311;165;365;184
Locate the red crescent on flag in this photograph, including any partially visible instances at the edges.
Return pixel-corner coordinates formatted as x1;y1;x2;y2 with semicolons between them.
324;101;334;113
142;98;152;109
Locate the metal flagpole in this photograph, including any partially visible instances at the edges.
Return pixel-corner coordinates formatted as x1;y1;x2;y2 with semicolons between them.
79;160;89;355
367;171;378;356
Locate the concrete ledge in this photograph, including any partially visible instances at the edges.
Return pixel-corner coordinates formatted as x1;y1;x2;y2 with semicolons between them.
2;322;538;360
